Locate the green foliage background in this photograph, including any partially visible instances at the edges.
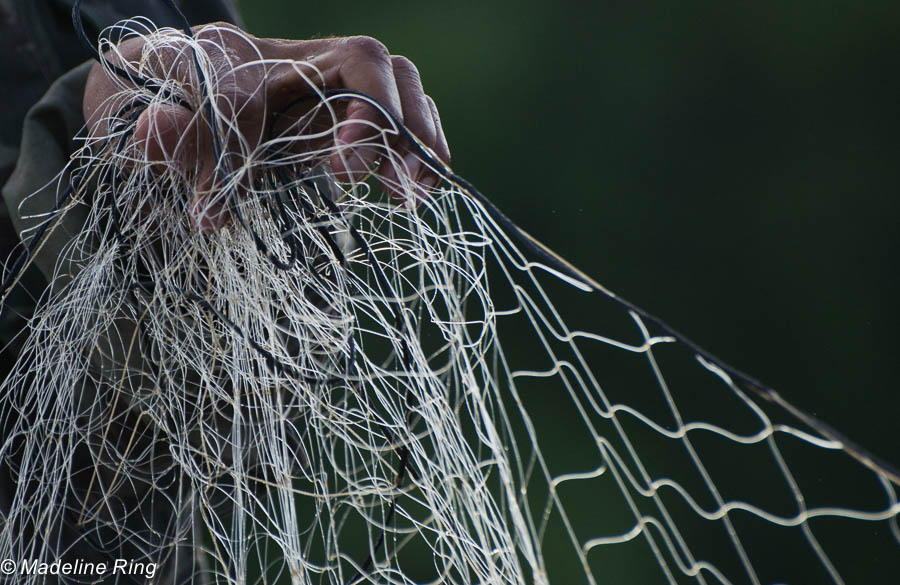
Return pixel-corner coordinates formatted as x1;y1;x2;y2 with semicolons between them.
235;1;899;582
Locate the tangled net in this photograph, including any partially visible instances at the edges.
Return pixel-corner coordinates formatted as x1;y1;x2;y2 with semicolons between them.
0;17;898;585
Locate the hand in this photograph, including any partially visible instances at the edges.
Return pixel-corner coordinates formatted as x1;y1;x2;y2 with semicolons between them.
82;22;451;232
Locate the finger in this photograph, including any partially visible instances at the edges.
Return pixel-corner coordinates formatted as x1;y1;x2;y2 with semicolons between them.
380;56;434;187
426;95;451;166
331;99;386;182
189;176;229;233
390;55;435;163
329;37;403;182
135;104;228;232
188;137;231;234
377;56;438;199
416;95;452;193
134;103;199;174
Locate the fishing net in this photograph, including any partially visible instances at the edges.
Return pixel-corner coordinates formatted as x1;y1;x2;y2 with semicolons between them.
0;16;897;585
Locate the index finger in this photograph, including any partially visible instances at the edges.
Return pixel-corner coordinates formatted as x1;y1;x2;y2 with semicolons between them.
259;36;404;182
330;37;404;181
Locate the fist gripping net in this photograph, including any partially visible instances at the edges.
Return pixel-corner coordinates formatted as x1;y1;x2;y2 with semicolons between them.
0;13;897;585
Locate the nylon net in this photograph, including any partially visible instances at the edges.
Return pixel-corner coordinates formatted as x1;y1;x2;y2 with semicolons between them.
0;21;897;585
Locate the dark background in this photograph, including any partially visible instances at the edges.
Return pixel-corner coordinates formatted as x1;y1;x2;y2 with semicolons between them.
235;0;899;581
235;0;898;480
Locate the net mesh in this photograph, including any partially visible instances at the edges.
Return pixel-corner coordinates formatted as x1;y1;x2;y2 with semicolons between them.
0;21;897;585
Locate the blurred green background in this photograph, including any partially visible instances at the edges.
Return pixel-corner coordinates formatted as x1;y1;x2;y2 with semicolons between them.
234;0;898;473
234;0;899;582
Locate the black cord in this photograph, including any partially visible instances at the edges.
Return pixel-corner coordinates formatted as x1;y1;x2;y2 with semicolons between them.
72;0;192;109
32;8;900;585
315;87;900;486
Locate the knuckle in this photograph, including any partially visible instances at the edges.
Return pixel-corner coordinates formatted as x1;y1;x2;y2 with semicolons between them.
220;91;265;134
235;89;266;116
344;35;391;63
391;55;422;86
194;21;241;36
391;55;419;76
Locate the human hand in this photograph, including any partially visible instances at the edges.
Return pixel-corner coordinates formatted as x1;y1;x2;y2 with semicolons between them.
82;22;451;232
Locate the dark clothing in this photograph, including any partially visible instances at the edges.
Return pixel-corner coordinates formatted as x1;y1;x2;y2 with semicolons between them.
0;0;241;329
0;2;240;582
0;0;241;187
0;0;241;379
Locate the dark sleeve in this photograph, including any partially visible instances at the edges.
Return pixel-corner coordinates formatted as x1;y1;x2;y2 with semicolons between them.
0;0;241;188
2;61;92;287
0;0;241;341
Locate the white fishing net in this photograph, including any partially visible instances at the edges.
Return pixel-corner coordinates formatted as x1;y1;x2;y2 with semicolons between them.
0;20;897;585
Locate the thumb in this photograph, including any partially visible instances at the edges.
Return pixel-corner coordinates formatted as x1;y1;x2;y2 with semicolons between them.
136;104;229;233
135;103;199;172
